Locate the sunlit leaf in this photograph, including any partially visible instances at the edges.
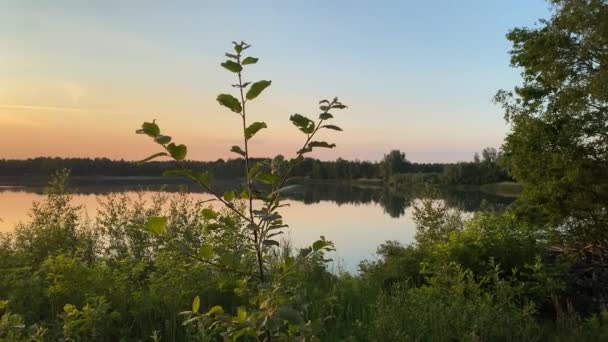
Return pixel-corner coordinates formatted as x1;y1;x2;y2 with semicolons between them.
201;208;218;220
199;244;213;259
224;191;235;202
145;216;167;235
192;296;200;314
207;305;224;315
237;307;248;320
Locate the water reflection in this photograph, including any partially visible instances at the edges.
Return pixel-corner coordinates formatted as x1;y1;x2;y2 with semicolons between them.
0;179;515;218
0;179;517;271
279;183;515;216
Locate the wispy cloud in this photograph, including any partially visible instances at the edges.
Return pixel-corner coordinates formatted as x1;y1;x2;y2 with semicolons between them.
0;104;136;116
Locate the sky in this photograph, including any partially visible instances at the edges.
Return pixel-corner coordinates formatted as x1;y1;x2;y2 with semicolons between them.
0;0;551;162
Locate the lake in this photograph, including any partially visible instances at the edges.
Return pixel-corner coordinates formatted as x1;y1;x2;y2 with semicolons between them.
0;179;515;272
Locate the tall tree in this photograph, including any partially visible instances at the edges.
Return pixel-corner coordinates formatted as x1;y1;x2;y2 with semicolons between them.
380;150;410;180
495;0;608;244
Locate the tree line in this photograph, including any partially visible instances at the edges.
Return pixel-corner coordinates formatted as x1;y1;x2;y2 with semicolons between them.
0;149;511;186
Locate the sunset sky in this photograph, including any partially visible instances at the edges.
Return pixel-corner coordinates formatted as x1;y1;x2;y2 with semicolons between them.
0;0;551;162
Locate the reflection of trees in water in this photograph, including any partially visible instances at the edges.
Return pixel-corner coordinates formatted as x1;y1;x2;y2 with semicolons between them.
377;189;413;218
438;189;515;213
280;184;516;218
0;179;515;218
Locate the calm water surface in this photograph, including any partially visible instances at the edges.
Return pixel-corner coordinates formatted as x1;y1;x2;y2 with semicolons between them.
0;180;514;271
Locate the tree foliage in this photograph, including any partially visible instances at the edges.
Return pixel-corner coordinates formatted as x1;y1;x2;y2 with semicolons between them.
495;0;608;244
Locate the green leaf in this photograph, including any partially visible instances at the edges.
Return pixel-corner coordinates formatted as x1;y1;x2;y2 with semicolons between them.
192;296;200;314
290;114;315;134
154;135;172;144
237;307;248;320
166;143;187;160
241;56;258;65
207;305;224;316
245;121;267;140
233;41;244;53
217;94;242;113
230;145;246;157
248;163;262;179
246;80;271;100
319;113;333;120
225;53;238;59
221;60;242;73
136;120;160;138
309;141;336;149
199;244;213;259
263;239;280;248
257;173;280;185
223;191;235;202
138;152;168;163
313;237;333;252
201;208;218;220
322;124;342;131
145;216;167;235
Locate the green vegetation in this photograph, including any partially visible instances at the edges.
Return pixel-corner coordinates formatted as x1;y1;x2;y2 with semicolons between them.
1;0;608;340
381;148;513;191
0;148;510;189
0;154;482;185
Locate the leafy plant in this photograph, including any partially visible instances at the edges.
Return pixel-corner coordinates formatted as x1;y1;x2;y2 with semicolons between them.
136;40;347;339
